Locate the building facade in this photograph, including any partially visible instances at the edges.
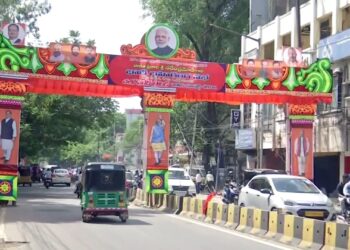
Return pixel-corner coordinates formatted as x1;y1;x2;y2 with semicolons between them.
241;0;350;193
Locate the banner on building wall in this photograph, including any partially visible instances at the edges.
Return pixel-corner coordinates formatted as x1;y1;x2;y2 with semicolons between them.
145;170;168;194
0;175;17;201
0;108;21;167
147;112;170;170
291;126;313;179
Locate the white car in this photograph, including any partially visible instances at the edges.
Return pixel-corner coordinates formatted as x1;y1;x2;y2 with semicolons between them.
168;167;196;196
52;169;71;186
238;174;336;221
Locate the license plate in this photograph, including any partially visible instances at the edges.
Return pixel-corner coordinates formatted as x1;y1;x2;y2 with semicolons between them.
305;211;324;217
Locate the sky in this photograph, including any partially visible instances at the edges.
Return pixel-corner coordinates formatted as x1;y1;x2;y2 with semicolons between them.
32;0;154;112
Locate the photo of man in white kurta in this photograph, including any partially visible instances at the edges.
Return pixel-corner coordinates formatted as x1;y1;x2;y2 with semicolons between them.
294;129;310;176
0;110;17;164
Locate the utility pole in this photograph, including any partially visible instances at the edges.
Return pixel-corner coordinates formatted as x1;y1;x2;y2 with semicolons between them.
215;141;220;190
296;0;302;48
257;104;263;168
190;105;198;170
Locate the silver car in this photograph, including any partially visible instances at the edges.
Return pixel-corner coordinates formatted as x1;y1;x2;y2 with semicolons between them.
238;174;336;221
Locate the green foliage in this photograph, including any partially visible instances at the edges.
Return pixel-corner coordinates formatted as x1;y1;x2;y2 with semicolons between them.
0;0;51;38
122;118;144;154
142;0;249;62
60;112;126;166
20;94;121;164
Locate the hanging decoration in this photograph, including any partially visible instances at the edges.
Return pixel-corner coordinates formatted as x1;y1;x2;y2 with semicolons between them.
0;32;332;104
145;170;169;194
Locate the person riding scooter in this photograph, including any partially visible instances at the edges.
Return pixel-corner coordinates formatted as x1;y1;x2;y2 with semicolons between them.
222;180;239;205
43;168;52;189
341;179;350;219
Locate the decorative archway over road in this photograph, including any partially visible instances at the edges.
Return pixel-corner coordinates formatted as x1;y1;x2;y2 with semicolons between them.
0;23;333;199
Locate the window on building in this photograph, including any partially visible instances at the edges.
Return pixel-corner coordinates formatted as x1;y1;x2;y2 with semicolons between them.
301;24;310;49
244;104;252;128
262;104;273;129
318;72;343;113
282;33;291;47
263;41;274;60
320;16;332;40
342;7;350;31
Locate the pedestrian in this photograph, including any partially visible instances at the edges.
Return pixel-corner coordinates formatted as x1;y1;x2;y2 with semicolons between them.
206;171;215;192
195;170;202;194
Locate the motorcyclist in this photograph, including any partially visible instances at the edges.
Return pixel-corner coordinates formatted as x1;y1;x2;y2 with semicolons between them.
74;169;82;197
338;174;350;216
206;171;215;193
44;168;52;187
342;180;350;217
338;174;349;196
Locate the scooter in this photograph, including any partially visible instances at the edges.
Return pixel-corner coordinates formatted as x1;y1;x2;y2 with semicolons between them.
44;178;52;189
222;182;239;205
338;194;350;224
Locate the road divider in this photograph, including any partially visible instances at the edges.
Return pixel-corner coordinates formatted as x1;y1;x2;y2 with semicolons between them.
133;192;350;250
214;203;228;226
204;202;217;224
224;204;240;229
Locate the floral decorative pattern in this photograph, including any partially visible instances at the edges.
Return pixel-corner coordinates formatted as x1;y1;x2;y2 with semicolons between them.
143;93;175;108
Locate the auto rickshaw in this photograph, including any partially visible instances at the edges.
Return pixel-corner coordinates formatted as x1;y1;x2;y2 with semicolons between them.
80;162;128;223
18;166;32;187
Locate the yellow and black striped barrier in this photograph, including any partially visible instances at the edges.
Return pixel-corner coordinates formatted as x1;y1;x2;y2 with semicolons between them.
187;198;197;218
179;196;191;216
214;203;228;226
159;194;169;211
249;208;269;236
297;217;325;250
264;211;278;238
195;199;205;221
204;201;217;224
322;221;350;250
278;214;301;246
224;204;240;229
235;207;250;232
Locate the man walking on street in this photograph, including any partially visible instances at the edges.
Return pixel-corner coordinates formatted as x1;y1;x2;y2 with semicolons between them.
206;171;215;192
195;170;202;194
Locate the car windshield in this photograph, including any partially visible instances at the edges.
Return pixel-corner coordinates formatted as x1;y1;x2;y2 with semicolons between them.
272;178;320;194
169;170;190;180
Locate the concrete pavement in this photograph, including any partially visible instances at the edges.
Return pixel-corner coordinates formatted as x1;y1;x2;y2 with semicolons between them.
0;183;294;250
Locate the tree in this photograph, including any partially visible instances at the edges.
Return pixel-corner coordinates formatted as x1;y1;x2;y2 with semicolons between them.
20;94;120;163
121;118;144;165
142;0;249;169
60;112;126;166
0;0;51;38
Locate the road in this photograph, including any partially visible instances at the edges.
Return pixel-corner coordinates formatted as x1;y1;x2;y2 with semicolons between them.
0;183;293;250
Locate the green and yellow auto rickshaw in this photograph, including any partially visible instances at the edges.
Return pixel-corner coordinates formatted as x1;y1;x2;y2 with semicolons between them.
81;162;128;223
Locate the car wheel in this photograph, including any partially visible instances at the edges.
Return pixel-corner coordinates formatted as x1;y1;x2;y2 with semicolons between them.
240;203;245;207
271;207;278;212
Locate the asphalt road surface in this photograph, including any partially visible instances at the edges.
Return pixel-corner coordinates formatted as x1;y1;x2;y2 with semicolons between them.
0;183;293;250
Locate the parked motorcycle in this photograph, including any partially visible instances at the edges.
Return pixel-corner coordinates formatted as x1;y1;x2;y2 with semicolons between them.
222;181;239;205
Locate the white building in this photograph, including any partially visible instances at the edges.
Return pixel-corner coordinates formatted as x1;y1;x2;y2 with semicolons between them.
240;0;350;194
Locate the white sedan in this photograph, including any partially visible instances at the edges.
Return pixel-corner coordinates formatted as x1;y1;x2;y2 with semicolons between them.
238;174;336;221
52;169;71;186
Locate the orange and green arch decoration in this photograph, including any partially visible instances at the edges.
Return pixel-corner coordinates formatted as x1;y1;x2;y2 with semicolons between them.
0;24;333;195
